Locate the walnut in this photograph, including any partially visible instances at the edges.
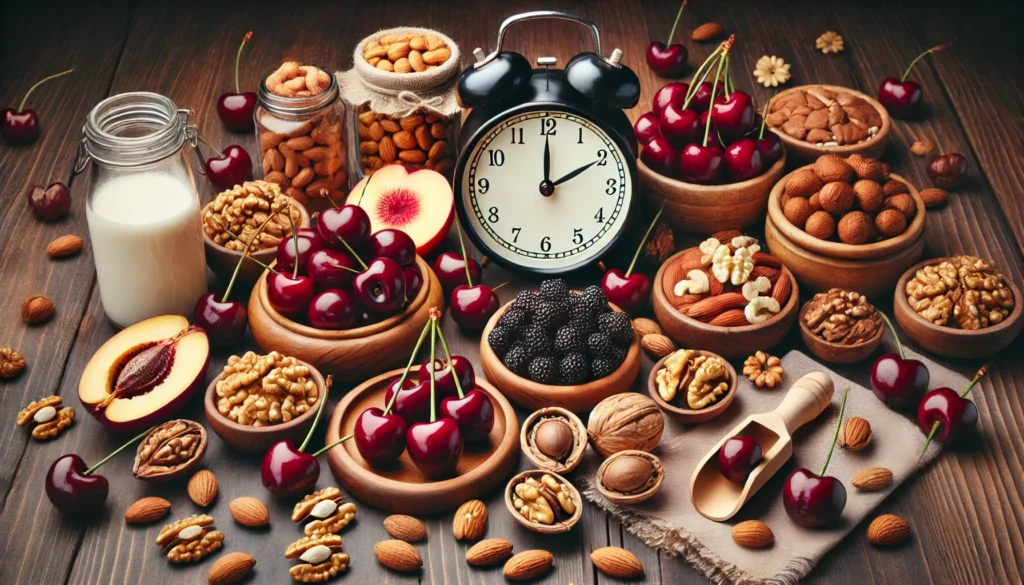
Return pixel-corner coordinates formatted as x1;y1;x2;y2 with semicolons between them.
512;474;577;525
741;276;771;301
17;395;62;426
686;355;730;409
0;347;26;379
644;221;675;265
202;180;301;251
31;407;74;440
286;533;343;559
711;244;755;285
290;552;351;582
699;237;722;264
802;288;883;344
133;419;207;480
906;262;959;325
513;481;554;524
293;487;344;522
743;352;784;388
304;502;358;536
907;256;1014;330
655;349;698;402
156;514;215;546
157;514;223;564
166;529;224;563
216;351;319;426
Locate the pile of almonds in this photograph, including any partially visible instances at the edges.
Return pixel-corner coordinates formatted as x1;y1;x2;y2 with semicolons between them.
767;86;883;146
361;33;451;73
265;61;332;98
357;108;454;176
781;154;915;244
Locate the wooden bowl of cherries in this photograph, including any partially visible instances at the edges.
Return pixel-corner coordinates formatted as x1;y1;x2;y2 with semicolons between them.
247;203;443;382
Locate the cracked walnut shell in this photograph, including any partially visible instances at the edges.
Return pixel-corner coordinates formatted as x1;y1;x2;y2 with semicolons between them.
587;393;664;458
743;352;784;388
507;472;581;533
134;419;207;481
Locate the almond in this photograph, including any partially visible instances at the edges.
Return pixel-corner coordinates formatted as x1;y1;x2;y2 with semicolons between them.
452;499;487;541
286;136;314;151
22;295;55;324
187;469;218;507
687;292;747;321
415;124;433;151
851;467;893;491
229;497;269;527
838;211;873;245
47;235;84;258
732;520;774;548
208;552;256;585
691;22;723;41
423;47;451;65
503;550;553;581
380;118;402;133
813;154;854;183
398;149;427;164
838;416;872;451
631;317;664;337
875;208;908;237
882;179;909;197
392;130;417;150
641;334;676;358
590;546;644;579
708;309;749;327
771;272;792;305
805;210;836;240
867;514;911;546
784;169;824;197
374;540;422;572
752;252;782;268
384;514;427;542
920;187;948;208
379;136;397;162
124;496;171;524
465;538;514;566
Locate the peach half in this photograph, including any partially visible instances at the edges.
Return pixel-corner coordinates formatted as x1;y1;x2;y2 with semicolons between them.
79;315;209;433
346;165;454;256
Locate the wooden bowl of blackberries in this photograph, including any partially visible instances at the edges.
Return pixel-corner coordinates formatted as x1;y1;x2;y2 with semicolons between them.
480;281;642;413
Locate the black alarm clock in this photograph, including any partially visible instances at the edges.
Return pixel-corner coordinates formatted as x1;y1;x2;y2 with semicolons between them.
454;11;641;275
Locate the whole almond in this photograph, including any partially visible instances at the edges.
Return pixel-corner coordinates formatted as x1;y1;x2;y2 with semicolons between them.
503;550;553;581
384;514;427;542
732;520;774;548
838;416;872;451
124;496;171;524
632;317;664;337
208;551;256;585
641;334;676;358
466;538;514;566
692;22;724;41
22;296;55;324
453;499;487;540
851;467;893;491
229;497;269;527
374;540;422;572
590;546;644;579
867;514;911;546
188;469;218;507
920;188;948;208
47;235;84;258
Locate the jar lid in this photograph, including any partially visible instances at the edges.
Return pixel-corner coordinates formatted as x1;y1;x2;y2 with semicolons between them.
76;92;193;171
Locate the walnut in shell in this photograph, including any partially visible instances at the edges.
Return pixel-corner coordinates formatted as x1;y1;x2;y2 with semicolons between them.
134;419;208;481
522;407;587;473
596;450;664;504
586;393;664;458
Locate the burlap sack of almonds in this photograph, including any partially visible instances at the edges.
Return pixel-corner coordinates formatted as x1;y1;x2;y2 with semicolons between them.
337;27;461;176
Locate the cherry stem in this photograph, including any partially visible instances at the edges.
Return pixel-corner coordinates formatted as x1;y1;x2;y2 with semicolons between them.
429;314;438;423
220;211;277;303
819;388;849;477
326;261;360;274
666;0;687;45
722;56;733;98
245;255;279;275
877;310;905;360
961;363;989;398
384;319;432;415
287;202;300;279
491;281;509;292
83;425;155;476
18;68;74;112
335;236;367;270
920;421;941;457
312;433;353;458
702;51;728;147
234;32;252;95
356;171;374;206
454;215;473;287
901;41;953;82
196;133;225;159
682;46;722;108
625;205;665;277
434;318;464;399
758;94;773;141
324;190;342;209
299;375;332;453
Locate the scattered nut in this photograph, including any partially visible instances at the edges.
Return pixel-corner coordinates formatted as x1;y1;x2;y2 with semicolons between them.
597;450;663;504
867;514;911;546
927;153;967;189
631;317;664;337
47;235;84;258
293;487;344;522
374;540;422;572
453;499;487;541
208;551;256;585
156;514;223;564
524;408;585;472
22;295;55;324
742;351;784;388
503;550;553;581
125;496;172;524
851;467;893;491
466;538;514;566
692;22;724;42
838;416;872;451
187;469;218;507
591;546;645;579
133;419;207;481
229;497;270;527
384;514;427;542
910;140;935;156
0;347;26;379
509;473;579;528
920;187;948;208
732;520;775;548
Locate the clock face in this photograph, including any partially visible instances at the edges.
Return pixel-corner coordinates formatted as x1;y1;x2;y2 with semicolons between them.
459;109;635;273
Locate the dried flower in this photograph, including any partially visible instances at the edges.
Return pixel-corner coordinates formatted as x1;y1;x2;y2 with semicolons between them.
644;222;675;265
753;55;791;87
816;31;844;54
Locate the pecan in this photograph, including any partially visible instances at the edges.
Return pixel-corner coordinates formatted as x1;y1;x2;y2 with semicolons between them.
0;347;26;379
133;419;207;480
803;288;883;344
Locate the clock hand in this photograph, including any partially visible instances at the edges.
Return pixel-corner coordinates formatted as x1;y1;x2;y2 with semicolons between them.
539;135;555;196
551;159;599;187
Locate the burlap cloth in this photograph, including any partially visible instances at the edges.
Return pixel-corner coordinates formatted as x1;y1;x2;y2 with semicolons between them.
579;349;968;584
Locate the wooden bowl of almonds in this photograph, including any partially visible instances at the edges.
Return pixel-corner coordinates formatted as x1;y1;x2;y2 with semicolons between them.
504;470;582;534
647;349;737;424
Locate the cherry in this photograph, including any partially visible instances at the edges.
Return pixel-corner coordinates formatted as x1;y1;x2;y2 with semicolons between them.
384;377;432;424
451;285;499;331
433;251;481;294
724;137;764;181
690;81;724;112
267;272;315;316
659;103;701;147
757;132;783;168
308;288;357;329
870;312;929;409
645;1;688;77
639;135;679;176
318;205;371;249
403;266;424;298
308;248;357;290
633;112;661;145
441;389;494;443
600;207;663;314
783;389;849;528
193;292;247;347
878;42;953;119
711;90;755;141
407;418;463;478
353;257;406;314
419;355;475;399
679;143;724;184
277;232;324;276
297;227;327;249
927;153;968;189
201;140;253;190
652;82;688;116
369;228;416;267
216;32;256;132
354;407;408;465
717;435;762;484
28;182;71;220
918;365;987;454
2;69;73;145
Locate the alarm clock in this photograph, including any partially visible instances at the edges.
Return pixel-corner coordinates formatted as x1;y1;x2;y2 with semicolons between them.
454;11;641;274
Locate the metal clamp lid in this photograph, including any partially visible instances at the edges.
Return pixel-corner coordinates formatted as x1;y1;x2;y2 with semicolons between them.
74;107;204;175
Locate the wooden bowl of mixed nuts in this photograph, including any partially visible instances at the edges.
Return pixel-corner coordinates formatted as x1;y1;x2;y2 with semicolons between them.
799;288;884;363
894;256;1023;359
504;470;582;534
647;349;737;423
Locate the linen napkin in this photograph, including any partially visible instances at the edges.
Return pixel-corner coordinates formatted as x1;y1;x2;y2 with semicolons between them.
579;349;968;584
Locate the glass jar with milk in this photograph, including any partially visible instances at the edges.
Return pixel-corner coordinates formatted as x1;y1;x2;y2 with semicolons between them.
76;92;208;328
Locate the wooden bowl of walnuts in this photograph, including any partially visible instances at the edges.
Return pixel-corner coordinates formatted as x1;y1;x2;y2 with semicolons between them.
893;256;1023;359
647;349;737;424
765;155;926;298
799;288;884;363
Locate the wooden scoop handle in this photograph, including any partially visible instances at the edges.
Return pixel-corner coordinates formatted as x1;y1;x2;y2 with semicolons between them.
772;372;835;435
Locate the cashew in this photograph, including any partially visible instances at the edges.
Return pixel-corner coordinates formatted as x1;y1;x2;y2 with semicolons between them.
741;276;772;301
674;270;710;296
745;297;781;324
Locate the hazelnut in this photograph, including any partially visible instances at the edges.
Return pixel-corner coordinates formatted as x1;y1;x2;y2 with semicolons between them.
927;153;967;189
874;209;907;237
534;419;573;460
838;211;873;245
784;170;824;197
805;211;836;240
852;180;883;213
523;408;586;474
783;197;812;229
884;193;917;220
819;182;855;214
813;154;854;183
882;179;909;197
808;192;822;212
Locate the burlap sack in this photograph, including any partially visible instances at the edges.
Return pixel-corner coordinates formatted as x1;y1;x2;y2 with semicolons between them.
336;27;462;119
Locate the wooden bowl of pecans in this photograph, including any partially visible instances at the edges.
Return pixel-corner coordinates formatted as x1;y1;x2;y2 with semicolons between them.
647;349;737;424
766;84;891;165
203;353;326;453
893;256;1023;359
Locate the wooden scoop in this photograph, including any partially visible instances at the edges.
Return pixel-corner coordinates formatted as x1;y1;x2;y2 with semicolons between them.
689;372;834;522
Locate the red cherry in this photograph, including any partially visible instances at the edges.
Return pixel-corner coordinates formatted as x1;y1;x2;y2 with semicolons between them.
917;387;977;443
277;233;324;276
260;440;319;496
633;112;661;145
450;284;499;331
878;42;952;119
217;32;256;131
307;288;357;329
724;137;764;181
369;228;416;266
756;132;783;168
2;69;73;145
406;418;463;478
870;353;929;408
307;248;357;290
659;104;701;147
193;292;247;347
645;1;688;77
318;205;371;249
433;251;481;294
204;144;253;190
639;135;679;177
690;81;724;112
679;143;724;184
267;272;315;316
384;377;432;424
600;269;650;314
418;355;475;399
783;468;847;528
28;182;71;220
45;454;109;519
403;266;424;298
711;91;755;141
652;82;688;116
440;389;494;443
717;435;762;483
354;407;408;466
353;257;407;314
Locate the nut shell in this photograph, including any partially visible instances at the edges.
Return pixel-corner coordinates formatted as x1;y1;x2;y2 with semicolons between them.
521;407;587;474
133;419;208;482
587;393;664;458
504;470;582;534
596;450;664;504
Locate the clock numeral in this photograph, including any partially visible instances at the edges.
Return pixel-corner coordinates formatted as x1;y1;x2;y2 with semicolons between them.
509;127;524;144
487;149;505;166
540;118;557;136
477;178;490;194
594;208;604;222
488;206;499;223
605;178;617;195
596;149;608;166
540;236;552;252
511;227;521;243
572;228;583;245
577;128;584;144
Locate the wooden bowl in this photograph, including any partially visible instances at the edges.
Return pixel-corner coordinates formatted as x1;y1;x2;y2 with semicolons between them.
248;256;444;381
652;251;800;359
647;351;737;423
479;301;642;413
202;196;309;286
324;369;519;514
767;84;891;166
894;258;1024;359
504;470;582;534
798;299;883;363
204;358;326;453
638;150;787;234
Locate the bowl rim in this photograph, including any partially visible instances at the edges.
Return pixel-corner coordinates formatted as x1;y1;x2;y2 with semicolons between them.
254;255;434;340
646;349;738;418
766;84;891;156
636;148;787;193
204;356;326;436
894;256;1024;339
503;469;582;533
768;165;925;260
797;296;885;351
201;195;310;258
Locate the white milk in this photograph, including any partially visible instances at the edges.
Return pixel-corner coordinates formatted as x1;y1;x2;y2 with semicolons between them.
86;172;207;328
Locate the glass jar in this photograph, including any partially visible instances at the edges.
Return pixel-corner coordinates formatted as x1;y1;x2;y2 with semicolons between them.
75;92;207;328
255;69;347;212
351;104;458;180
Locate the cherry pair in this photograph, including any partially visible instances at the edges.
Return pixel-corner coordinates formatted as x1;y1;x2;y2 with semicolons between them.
599;206;664;314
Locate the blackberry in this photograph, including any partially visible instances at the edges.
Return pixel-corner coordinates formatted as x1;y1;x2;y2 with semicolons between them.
539;279;569;302
566;314;596;336
554;325;587;355
587;332;615;358
528;356;557;384
502;344;531;376
498;307;529;331
532;301;568;331
580;285;610;314
522;325;553;355
598;311;634;345
511;290;541;314
566;292;590;319
558;352;590;385
591;358;618;380
487;325;516;358
604;344;628;366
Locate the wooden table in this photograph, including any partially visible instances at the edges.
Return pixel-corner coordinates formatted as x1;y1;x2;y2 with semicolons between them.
1;0;1021;583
